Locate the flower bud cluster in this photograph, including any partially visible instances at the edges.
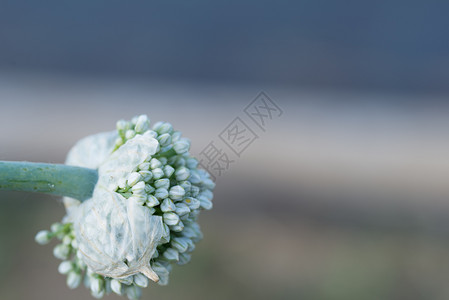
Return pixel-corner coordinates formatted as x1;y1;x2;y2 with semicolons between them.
113;115;214;286
36;115;215;299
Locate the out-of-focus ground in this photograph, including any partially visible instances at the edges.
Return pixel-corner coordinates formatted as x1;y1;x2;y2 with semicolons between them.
1;73;449;300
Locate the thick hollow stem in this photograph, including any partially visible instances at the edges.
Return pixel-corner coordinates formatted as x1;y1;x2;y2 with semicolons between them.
0;161;98;201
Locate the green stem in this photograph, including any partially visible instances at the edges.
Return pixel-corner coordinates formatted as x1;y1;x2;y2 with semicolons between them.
0;161;98;201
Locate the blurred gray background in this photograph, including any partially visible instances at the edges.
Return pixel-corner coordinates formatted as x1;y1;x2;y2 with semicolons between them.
1;1;449;300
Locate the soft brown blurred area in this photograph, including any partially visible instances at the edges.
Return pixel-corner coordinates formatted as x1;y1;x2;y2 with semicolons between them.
1;73;449;300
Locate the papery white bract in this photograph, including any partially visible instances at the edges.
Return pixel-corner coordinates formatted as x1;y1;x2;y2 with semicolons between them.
75;188;165;282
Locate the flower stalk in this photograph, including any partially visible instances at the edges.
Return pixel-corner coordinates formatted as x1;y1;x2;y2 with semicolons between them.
0;161;98;201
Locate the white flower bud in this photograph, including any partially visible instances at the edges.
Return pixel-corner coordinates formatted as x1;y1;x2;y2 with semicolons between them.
118;276;133;285
178;252;192;265
186;238;195;252
131;181;146;194
170;221;184;232
114;137;124;147
126;172;141;187
173;138;190;154
158;133;172;147
184;197;201;210
169;185;185;201
203;178;216;190
186;157;198;169
154;178;170;190
139;170;153;182
138;162;150;171
151;262;169;286
190;185;200;197
201;189;214;200
172;237;189;253
126;285;142;300
110;279;123;295
161;198;176;212
163;248;179;261
53;244;70;260
152;121;163;131
150;158;162;169
198;195;213;210
163;165;175;177
143;130;158;139
182;227;199;239
144;183;155;194
76;257;85;268
175;203;190;216
189;171;201;184
175;167;190;181
190;223;203;242
71;239;78;249
152;168;164;179
146;195;160;207
157;122;173;134
134;273;149;288
90;277;103;295
62;235;72;245
175;157;186;167
171;131;182;142
117;119;130;132
35;230;51;245
125;129;136;140
179;180;191;192
67;271;82;289
163;212;180;226
134;115;150;133
155;188;168;200
51;223;63;233
58;261;73;274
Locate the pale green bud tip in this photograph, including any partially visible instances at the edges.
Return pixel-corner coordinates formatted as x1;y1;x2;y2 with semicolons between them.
152;168;164;179
134;115;150;133
155;188;168;200
163;248;179;261
169;185;185;200
125;129;136;140
35;230;51;245
157;133;172;146
110;279;123;295
133;273;149;288
67;271;82;289
53;244;70;260
58;261;73;274
175;167;190;181
173;138;190;154
163;212;180;226
127;172;141;187
172;237;189;253
126;285;142;300
90;277;104;295
161;198;176;212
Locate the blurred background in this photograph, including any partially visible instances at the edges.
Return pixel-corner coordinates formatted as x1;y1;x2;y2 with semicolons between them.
1;1;449;299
